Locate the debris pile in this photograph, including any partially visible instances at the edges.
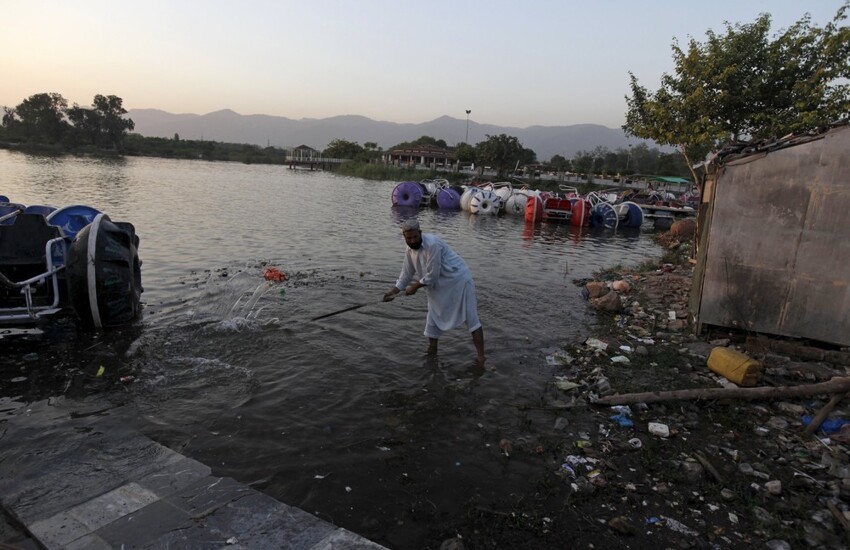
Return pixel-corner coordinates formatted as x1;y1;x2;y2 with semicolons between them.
528;230;850;548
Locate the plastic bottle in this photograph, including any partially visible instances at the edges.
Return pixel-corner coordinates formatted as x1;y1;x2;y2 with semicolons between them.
707;347;762;387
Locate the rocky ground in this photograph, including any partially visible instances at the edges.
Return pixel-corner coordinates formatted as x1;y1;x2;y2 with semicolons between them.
461;225;850;549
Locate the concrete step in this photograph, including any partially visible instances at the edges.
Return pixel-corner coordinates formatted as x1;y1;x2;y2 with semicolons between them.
0;398;386;549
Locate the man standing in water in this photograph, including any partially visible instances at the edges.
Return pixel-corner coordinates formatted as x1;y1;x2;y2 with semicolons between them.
384;219;485;366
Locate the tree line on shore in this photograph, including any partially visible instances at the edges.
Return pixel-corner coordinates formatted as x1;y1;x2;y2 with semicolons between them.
0;92;688;179
1;93;134;151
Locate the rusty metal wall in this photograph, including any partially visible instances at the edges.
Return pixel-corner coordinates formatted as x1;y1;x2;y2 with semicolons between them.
698;125;850;346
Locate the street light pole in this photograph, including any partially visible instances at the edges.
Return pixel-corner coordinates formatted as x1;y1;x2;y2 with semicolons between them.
465;109;471;144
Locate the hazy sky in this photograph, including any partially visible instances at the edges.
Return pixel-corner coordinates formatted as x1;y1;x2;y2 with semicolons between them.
2;1;846;128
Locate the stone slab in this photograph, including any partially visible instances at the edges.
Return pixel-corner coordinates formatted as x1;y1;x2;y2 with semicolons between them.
28;510;91;549
93;498;195;548
163;475;252;517
200;492;337;549
66;482;160;531
1;398;388;550
311;528;390;549
135;456;212;497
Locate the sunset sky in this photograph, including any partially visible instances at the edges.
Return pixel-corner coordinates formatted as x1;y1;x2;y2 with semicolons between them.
2;0;845;129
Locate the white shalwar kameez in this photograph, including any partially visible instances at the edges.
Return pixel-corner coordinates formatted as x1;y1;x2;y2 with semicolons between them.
394;233;481;338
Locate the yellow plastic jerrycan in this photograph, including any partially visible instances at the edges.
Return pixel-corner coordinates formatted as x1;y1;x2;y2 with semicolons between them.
707;347;762;387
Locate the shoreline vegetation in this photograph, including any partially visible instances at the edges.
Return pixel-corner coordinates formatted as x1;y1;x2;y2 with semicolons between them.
1;93;695;191
0;138;596;194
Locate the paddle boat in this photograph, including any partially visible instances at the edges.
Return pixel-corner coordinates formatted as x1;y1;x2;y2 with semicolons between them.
523;186;591;226
585;191;644;230
503;186;535;216
391;181;428;207
620;188;697;229
391;179;458;209
459;184;502;215
0;197;142;329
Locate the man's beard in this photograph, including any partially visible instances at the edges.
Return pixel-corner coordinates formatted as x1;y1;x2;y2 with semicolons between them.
407;240;422;250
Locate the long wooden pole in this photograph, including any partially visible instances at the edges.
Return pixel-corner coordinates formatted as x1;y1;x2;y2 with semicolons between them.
310;302;373;321
593;376;850;406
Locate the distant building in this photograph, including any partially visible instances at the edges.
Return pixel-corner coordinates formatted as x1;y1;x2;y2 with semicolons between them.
287;145;320;160
384;144;456;168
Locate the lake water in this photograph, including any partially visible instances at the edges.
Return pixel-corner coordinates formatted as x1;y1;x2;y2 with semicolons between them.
0;150;661;547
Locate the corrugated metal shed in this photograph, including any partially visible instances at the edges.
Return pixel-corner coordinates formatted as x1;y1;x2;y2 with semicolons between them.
691;125;850;346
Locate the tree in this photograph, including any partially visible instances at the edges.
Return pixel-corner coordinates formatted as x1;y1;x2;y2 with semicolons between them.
14;92;69;143
324;139;364;159
453;142;476;164
391;136;448;150
571;150;594;176
1;107;20;140
92;94;134;150
549;154;571;172
66;105;103;146
475;134;533;176
624;3;849;184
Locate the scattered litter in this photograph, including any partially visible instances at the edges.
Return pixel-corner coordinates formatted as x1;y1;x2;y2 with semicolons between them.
668;311;676;321
263;267;288;282
10;376;27;383
648;422;670;438
707;346;762;386
619;345;633;353
225;537;238;545
554;377;580;391
96;366;105;377
611;355;631;364
610;405;632;416
345;486;352;493
585;338;609;351
829;424;850;444
119;375;135;383
802;415;850;435
499;439;513;457
560;464;577;478
661;516;699;536
376;446;391;452
546;351;575;365
728;512;739;524
628;437;643;449
564;455;588;468
595;377;612;394
610;413;634;428
314;473;331;480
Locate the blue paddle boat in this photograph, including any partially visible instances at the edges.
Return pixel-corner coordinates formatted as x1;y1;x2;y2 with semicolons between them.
0;197;142;329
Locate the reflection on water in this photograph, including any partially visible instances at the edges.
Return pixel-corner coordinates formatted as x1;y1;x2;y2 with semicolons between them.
1;150;662;546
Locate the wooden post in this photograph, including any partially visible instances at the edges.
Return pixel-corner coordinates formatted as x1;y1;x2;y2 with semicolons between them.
593;376;850;406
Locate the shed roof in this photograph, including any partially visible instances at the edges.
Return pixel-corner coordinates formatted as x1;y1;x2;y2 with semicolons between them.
635;175;692;184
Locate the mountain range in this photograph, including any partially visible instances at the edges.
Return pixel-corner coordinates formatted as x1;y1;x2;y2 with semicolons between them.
127;108;648;161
